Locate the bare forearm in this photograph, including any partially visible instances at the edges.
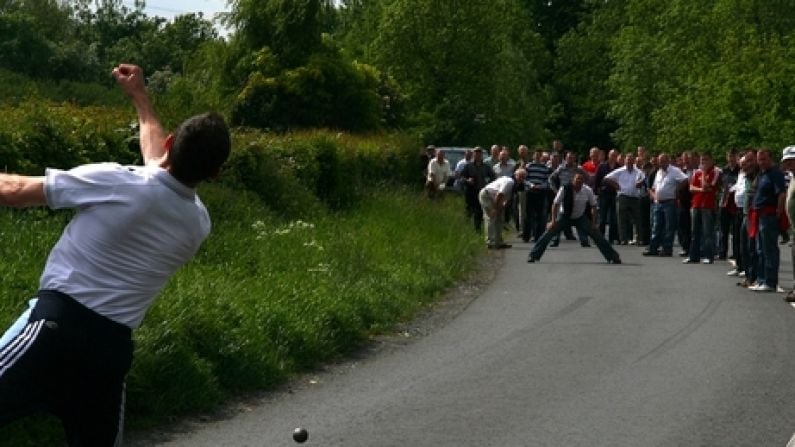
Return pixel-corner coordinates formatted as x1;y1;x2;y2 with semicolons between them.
132;93;167;164
0;174;45;207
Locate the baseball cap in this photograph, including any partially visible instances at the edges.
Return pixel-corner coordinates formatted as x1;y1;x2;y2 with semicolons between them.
782;145;795;162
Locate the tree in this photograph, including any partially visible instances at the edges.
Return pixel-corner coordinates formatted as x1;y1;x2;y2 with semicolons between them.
371;0;551;146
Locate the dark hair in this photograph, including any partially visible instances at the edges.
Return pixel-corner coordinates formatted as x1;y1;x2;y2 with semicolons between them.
168;112;231;185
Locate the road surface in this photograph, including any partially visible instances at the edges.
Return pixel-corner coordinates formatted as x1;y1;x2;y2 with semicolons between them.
129;238;795;446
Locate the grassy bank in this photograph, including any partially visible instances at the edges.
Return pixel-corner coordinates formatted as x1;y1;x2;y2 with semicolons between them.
0;185;482;445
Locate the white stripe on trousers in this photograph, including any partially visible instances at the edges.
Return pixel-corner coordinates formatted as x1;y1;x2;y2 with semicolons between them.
0;320;46;378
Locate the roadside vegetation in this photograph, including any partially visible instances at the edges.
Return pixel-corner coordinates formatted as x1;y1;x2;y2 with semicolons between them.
0;108;482;444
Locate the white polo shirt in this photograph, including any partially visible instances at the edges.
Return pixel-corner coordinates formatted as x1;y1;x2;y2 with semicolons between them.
482;176;515;200
41;163;211;329
604;165;645;197
652;165;688;201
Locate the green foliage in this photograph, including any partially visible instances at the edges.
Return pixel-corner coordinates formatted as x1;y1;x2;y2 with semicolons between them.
231;47;383;132
228;0;330;68
367;0;552;146
607;0;795;153
0;99;139;174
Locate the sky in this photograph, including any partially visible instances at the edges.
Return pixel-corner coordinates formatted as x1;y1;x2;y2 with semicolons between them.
125;0;231;22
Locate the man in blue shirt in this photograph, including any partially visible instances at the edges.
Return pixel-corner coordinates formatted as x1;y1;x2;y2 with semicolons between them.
749;149;787;292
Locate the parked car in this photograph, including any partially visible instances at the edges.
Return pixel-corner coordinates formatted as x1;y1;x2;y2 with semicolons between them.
433;147;474;190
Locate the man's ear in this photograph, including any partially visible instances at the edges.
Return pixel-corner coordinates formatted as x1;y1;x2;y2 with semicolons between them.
164;134;175;152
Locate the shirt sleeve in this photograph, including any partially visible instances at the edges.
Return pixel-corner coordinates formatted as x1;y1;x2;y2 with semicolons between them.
44;163;132;210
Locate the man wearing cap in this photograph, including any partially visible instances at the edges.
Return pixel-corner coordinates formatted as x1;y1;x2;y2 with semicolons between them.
480;169;527;249
782;146;795;301
749;149;787;292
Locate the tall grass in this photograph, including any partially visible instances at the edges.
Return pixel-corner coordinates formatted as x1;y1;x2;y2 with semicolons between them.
0;184;482;445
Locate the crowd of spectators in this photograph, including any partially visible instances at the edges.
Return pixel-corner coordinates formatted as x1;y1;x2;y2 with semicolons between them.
423;142;795;299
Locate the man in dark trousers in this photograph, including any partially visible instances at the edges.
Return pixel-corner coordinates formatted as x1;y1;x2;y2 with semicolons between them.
462;147;495;233
0;63;231;445
528;173;621;264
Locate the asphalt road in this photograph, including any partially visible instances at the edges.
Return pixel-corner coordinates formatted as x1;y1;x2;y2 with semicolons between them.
130;236;795;447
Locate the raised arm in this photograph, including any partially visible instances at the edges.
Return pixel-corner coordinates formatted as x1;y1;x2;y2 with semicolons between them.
112;64;168;166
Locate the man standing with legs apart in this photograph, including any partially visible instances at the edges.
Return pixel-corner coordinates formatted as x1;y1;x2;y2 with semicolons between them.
644;153;688;257
528;173;621;264
749;149;787;292
0;64;231;445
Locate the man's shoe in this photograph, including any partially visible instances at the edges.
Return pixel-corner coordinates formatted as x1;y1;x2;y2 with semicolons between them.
738;271;746;277
527;256;538;263
784;291;795;302
660;251;673;257
750;284;774;292
682;259;698;264
726;269;740;276
679;251;688;257
701;258;713;264
581;243;592;248
497;243;512;249
642;250;659;256
608;258;622;264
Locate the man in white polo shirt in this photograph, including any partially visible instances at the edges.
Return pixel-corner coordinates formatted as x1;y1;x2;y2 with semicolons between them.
644;153;689;256
0;64;231;445
480;169;526;249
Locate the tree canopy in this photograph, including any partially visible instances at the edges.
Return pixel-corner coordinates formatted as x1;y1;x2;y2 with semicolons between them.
5;0;795;155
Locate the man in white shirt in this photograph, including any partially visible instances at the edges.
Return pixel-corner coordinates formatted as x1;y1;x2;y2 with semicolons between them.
480;169;526;249
426;148;451;199
603;152;646;245
0;64;231;445
643;153;689;256
528;173;621;263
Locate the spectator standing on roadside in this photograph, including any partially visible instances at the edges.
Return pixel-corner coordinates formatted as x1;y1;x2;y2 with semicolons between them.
595;149;621;244
738;151;760;288
677;151;698;257
515;145;532;235
683;153;721;264
493;148;517;229
453;149;473;193
484;144;501;169
719;150;741;261
463;148;494;233
425;148;451;199
781;146;795;301
749;149;786;292
727;154;749;277
644;153;688;257
603;152;645;245
0;63;231;445
523;149;553;242
582;147;602;177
